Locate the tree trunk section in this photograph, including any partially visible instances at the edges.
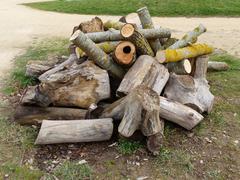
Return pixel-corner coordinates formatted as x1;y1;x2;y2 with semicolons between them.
119;13;142;27
208;61;229;71
165;59;192;75
35;118;113;145
79;17;104;33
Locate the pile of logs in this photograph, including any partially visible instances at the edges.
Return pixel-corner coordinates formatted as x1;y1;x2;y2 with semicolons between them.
16;7;229;155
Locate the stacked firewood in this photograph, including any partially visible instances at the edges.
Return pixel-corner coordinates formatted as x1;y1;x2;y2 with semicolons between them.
16;7;229;155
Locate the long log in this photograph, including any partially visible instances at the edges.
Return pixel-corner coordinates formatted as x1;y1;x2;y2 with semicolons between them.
35;118;113;145
85;28;171;43
121;23;154;56
103;20;125;30
117;55;169;96
137;7;162;53
14;106;87;125
165;59;192;75
70;30;125;78
208;61;229;71
156;43;213;63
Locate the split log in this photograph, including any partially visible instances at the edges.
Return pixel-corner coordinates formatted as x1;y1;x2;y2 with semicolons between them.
168;24;206;49
103;20;125;30
121;23;154;56
164;55;214;113
35;118;113;145
165;59;192;75
14;106;87;125
79;17;104;33
155;43;213;63
70;30;125;78
208;61;229;71
117;55;169;96
75;41;119;58
38;45;78;82
137;7;162;53
113;41;136;66
119;13;142;27
85;28;171;43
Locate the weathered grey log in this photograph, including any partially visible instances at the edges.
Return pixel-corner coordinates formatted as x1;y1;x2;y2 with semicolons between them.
14;106;87;125
103;20;125;30
117;55;169;96
165;59;192;75
70;30;125;78
207;61;229;71
121;23;154;56
35;118;113;145
85;28;171;43
164;55;214;113
137;7;162;53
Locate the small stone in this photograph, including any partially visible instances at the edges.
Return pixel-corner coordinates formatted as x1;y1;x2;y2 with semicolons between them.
233;113;237;117
136;162;140;166
108;142;117;147
200;160;204;164
143;158;148;161
233;140;239;145
4;174;9;178
115;155;120;159
78;159;87;165
204;137;212;143
137;176;148;180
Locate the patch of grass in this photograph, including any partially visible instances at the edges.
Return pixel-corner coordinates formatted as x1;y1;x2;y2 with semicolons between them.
24;0;240;17
3;38;68;94
53;161;92;179
117;138;143;155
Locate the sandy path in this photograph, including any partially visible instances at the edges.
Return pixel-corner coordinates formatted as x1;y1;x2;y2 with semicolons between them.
0;0;239;78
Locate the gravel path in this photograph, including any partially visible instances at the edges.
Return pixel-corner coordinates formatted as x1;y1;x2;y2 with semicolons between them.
0;0;239;78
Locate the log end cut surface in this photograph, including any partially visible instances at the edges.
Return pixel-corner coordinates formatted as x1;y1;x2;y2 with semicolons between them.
121;24;135;38
114;41;136;65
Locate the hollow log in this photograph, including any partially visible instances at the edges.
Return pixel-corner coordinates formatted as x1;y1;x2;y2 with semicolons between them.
208;61;229;71
137;7;162;53
117;55;169;96
113;41;136;66
14;106;87;125
155;43;213;63
103;20;125;30
70;30;125;78
121;23;154;56
75;41;119;58
165;59;192;75
79;17;104;33
35;118;113;145
85;28;171;43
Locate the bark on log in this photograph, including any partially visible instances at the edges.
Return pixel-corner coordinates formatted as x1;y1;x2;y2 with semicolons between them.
75;41;119;58
103;20;125;30
121;23;154;56
208;61;229;71
137;7;162;53
113;41;136;66
35;118;113;145
117;55;169;96
168;24;206;49
155;43;213;63
79;17;104;33
70;30;125;78
164;55;214;113
14;106;87;125
165;59;192;75
85;28;171;43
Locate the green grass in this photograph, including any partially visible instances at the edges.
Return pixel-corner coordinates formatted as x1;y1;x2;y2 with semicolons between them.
24;0;240;17
117;138;143;155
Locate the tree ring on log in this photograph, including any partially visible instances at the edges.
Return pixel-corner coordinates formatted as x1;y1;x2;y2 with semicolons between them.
184;59;192;73
121;24;135;38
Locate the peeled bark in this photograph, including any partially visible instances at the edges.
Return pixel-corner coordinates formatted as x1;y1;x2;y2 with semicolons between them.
156;43;213;63
165;59;192;75
113;41;136;66
137;6;162;53
117;55;169;96
14;106;87;125
208;61;229;71
70;30;125;78
103;20;125;30
121;23;154;56
35;118;113;145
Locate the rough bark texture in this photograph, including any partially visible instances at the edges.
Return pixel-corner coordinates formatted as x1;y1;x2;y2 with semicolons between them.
70;30;125;78
117;55;169;96
85;28;171;43
35;118;113;145
79;17;104;33
14;106;87;125
121;24;154;56
103;20;125;30
208;61;229;71
137;6;162;53
165;59;192;75
113;41;136;66
156;43;213;63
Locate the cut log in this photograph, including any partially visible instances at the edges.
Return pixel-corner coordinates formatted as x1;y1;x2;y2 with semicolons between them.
121;23;154;56
164;55;214;113
75;41;119;58
14;106;87;125
168;24;206;49
208;61;229;71
117;55;169;96
119;13;142;27
162;38;178;49
103;20;125;30
113;41;136;66
70;30;125;78
137;6;162;53
85;28;171;43
165;59;192;75
155;43;213;63
38;45;78;82
79;17;104;33
35;118;113;145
